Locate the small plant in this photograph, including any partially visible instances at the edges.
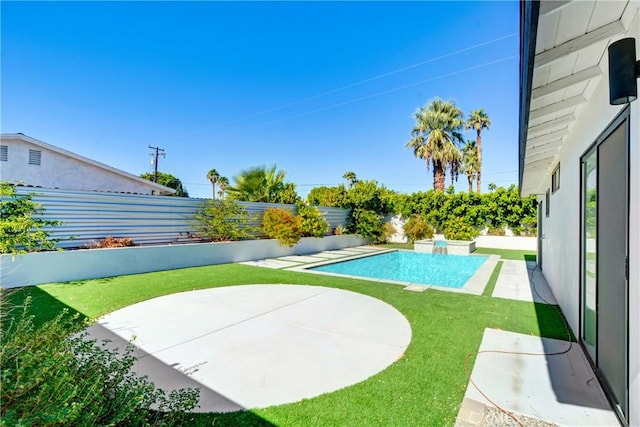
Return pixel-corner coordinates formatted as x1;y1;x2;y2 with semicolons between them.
1;296;200;425
86;236;135;249
192;199;256;242
262;208;302;247
383;222;397;243
0;183;62;254
487;226;505;236
333;224;348;235
510;225;524;237
402;215;434;242
297;204;329;238
444;217;478;241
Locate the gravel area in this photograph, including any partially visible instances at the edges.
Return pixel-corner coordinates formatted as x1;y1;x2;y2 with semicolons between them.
482;406;557;427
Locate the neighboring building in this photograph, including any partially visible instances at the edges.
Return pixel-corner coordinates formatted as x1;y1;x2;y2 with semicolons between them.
520;1;638;426
0;133;175;195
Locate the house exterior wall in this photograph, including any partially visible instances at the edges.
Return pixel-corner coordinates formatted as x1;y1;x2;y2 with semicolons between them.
537;24;639;426
0;137;164;194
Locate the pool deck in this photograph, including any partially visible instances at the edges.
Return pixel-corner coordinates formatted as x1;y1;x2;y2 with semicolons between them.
88;246;618;426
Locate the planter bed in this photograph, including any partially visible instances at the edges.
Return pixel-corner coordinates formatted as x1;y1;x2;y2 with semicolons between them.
1;235;369;289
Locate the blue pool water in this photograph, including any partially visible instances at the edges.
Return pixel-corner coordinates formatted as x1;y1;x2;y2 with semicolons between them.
310;251;488;288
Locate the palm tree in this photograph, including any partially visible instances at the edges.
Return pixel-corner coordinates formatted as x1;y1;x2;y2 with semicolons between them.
206;168;220;199
343;171;358;188
465;109;490;193
461;141;480;193
406;98;464;191
217;176;229;200
226;164;287;202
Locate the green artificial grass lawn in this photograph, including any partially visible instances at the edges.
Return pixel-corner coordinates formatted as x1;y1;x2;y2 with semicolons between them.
474;247;537;261
6;261;565;426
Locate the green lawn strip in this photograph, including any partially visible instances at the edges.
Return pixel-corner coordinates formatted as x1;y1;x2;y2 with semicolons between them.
481;261;503;297
25;264;566;426
377;242;413;250
474;247;536;261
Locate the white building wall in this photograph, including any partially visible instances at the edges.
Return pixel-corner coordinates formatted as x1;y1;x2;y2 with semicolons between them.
538;23;639;425
0;138;161;194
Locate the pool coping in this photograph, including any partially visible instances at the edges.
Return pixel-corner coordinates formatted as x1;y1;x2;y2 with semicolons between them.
288;250;500;296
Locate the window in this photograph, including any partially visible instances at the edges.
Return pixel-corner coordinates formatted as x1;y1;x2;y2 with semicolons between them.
28;149;41;165
545;189;550;217
0;145;7;162
551;163;560;193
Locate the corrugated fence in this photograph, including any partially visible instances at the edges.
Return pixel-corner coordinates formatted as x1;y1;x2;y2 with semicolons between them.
13;187;350;248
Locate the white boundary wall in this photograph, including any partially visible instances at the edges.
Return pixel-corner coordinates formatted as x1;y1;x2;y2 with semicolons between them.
0;235;369;288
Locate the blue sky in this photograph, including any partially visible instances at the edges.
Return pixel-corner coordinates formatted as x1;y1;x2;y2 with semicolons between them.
1;1;520;199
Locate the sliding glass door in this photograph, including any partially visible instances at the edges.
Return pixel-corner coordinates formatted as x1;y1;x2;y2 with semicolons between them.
580;108;629;422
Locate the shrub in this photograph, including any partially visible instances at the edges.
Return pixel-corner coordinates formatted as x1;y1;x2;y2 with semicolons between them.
487;226;505;236
192;199;256;242
383;222;397;243
0;297;199;425
333;224;348;235
402;215;434;242
0;183;61;254
297;204;329;238
262;208;302;247
443;217;478;241
86;236;135;248
350;208;386;243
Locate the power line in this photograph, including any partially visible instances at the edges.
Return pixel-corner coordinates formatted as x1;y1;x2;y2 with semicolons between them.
180;32;517;137
243;55;517;130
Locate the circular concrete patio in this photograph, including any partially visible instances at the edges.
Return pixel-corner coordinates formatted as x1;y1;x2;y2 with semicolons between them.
93;284;412;411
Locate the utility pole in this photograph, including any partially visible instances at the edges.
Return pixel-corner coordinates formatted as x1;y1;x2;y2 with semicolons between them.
148;145;166;183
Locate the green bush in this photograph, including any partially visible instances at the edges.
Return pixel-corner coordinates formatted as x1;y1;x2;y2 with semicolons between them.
402;215;434;242
443;217;478;241
262;208;302;247
192;199;256;242
1;183;62;254
350;209;386;243
297;204;329;238
0;297;199;426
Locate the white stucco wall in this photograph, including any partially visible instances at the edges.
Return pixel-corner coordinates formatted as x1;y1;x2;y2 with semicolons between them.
0;138;164;194
537;23;639;425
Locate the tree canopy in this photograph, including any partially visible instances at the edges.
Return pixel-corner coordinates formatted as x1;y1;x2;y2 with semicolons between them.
406;98;464;191
226;164;299;204
140;172;189;197
465;108;491;193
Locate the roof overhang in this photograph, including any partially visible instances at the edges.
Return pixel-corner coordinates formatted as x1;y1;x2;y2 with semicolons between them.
518;0;635;197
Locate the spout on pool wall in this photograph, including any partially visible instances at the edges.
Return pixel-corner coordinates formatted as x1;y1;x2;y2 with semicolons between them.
414;239;475;255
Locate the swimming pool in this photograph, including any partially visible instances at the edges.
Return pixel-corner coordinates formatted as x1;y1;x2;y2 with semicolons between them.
310;250;488;288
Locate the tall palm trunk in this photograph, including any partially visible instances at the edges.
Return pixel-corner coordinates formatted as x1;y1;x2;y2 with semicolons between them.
433;160;446;191
468;175;474;193
476;132;482;193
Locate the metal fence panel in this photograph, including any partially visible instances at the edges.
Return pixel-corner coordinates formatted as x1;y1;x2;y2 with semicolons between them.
11;187;350;248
